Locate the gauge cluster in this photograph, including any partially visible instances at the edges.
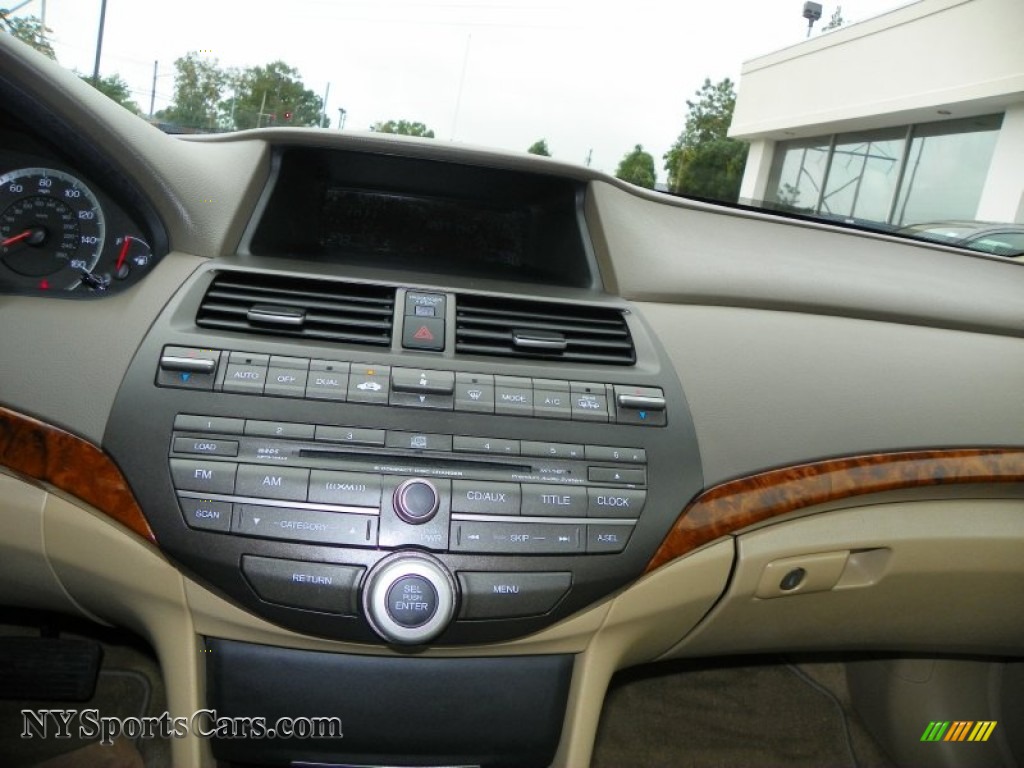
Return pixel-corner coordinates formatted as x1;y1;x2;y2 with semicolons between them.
0;151;159;297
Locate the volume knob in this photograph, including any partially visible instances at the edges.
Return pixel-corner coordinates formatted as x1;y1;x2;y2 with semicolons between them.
393;478;439;524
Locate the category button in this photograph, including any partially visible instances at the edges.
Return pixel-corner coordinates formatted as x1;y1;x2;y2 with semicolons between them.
235;465;310;501
170;459;237;494
451;481;521;515
234;504;378;547
457;572;572;619
586;488;647;518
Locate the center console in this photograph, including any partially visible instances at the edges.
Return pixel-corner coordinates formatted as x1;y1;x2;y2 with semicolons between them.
105;264;701;647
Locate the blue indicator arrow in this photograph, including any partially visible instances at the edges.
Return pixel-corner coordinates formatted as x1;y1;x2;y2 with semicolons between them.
638;411;647;420
180;372;191;382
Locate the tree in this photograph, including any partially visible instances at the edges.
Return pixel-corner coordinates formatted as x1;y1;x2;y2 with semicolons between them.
157;52;226;131
527;139;551;156
225;61;325;130
663;77;749;202
370;120;435;138
821;6;845;32
1;12;55;59
615;144;656;189
81;74;141;115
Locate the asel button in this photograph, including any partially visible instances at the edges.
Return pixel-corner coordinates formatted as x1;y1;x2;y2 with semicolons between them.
242;555;364;616
170;459;237;494
458;572;572;619
586;488;646;518
587;524;634;553
386;575;438;627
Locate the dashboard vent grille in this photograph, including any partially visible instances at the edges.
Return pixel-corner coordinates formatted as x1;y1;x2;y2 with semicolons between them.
455;295;635;365
196;272;395;346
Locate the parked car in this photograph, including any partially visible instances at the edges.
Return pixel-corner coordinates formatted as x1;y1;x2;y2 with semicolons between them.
897;220;1024;257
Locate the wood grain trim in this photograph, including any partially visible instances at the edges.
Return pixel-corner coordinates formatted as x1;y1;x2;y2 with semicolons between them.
646;448;1024;573
0;406;155;543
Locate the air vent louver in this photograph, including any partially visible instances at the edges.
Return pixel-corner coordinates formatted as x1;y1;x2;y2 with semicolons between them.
196;272;395;347
455;295;635;365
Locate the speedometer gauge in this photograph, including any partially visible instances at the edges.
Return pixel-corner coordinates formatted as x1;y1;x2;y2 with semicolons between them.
0;167;105;290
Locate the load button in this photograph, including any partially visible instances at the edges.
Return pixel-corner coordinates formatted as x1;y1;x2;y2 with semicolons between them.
587;488;646;518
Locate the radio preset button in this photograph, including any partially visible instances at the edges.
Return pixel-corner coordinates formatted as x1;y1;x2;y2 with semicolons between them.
451;481;521;516
235;465;310;501
315;426;386;446
170;459;237;494
452;436;519;455
174;414;245;434
521;441;584;460
585;445;647;464
588;467;646;485
244;420;315;440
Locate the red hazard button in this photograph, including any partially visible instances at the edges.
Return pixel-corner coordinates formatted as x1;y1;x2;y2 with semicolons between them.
403;317;445;351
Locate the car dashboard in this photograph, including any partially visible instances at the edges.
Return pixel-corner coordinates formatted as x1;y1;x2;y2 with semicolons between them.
1;34;1022;768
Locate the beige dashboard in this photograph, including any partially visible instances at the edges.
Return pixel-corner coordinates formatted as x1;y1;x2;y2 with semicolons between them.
1;32;1023;768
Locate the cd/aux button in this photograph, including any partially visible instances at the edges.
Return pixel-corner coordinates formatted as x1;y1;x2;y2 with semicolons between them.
451;481;521;516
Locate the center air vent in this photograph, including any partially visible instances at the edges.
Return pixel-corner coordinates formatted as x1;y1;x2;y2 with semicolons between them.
455;295;635;365
196;272;395;347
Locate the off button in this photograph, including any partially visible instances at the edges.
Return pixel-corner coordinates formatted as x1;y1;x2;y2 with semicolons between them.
386;575;438;628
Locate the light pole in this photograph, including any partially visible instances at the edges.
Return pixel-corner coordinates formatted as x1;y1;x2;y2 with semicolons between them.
91;0;108;85
337;108;346;130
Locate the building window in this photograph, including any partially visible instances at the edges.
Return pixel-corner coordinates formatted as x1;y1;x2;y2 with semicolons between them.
766;114;1002;225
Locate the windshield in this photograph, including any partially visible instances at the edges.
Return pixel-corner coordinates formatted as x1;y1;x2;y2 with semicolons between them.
2;0;1019;257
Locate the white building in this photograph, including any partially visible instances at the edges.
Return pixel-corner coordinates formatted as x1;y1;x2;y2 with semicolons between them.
731;0;1024;226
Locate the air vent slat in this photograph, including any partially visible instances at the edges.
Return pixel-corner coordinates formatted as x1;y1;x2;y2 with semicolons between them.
455;295;635;365
197;272;395;347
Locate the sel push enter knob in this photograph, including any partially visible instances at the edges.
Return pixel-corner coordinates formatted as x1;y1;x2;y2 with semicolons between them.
362;552;456;645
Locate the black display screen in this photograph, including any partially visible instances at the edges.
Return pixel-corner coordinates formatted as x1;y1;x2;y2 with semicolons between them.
319;188;529;271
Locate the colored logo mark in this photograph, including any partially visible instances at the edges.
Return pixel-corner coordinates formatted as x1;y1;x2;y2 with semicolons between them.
920;721;997;742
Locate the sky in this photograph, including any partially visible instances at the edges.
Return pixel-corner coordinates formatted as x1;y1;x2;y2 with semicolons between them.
21;0;909;176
